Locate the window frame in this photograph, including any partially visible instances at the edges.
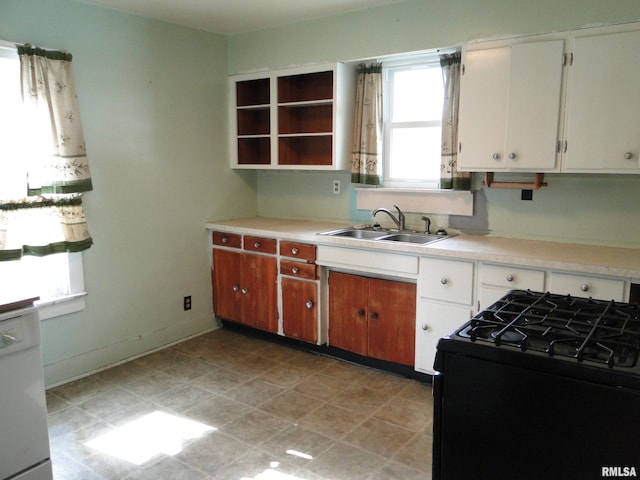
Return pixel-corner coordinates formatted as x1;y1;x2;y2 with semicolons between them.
0;41;87;320
382;53;445;189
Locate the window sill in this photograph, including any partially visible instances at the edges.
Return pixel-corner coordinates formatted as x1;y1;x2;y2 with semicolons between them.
37;292;87;320
355;186;474;216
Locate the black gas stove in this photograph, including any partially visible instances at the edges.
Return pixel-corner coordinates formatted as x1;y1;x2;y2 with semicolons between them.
461;289;640;369
433;290;640;480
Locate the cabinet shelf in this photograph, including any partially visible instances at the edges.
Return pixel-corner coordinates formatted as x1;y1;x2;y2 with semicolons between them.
278;136;332;166
278;70;333;103
230;63;354;169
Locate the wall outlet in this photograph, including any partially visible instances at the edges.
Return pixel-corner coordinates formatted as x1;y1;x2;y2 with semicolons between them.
183;296;192;311
332;179;341;195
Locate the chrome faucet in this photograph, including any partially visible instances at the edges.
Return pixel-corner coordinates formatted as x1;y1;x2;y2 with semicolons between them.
372;204;406;230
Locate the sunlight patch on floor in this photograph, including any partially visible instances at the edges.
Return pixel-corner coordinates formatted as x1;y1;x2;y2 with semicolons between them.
241;469;307;480
85;411;216;465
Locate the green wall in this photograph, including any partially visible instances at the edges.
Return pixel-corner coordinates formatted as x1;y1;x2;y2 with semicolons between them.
0;0;257;385
232;0;640;248
2;0;640;385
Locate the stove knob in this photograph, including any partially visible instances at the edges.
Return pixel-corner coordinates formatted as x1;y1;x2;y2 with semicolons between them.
580;283;589;292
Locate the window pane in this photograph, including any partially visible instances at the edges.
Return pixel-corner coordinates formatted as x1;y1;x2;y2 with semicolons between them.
0;56;31;200
389;126;442;181
0;253;70;300
392;67;443;122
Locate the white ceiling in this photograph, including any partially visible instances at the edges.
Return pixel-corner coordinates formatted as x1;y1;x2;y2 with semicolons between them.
77;0;404;35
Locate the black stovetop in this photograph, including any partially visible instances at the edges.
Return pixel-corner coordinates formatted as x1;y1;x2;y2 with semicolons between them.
456;290;640;371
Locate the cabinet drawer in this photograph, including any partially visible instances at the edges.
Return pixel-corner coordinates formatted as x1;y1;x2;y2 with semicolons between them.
419;257;474;305
548;272;625;301
280;241;316;261
280;259;318;280
244;236;277;254
212;231;241;248
481;263;545;291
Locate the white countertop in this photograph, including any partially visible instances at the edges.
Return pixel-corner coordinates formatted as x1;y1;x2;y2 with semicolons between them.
205;217;640;279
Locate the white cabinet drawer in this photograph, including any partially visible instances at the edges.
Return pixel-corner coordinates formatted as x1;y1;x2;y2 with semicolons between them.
419;257;474;305
481;263;545;291
548;272;625;301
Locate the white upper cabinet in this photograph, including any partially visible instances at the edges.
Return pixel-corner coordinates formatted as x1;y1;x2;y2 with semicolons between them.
229;63;355;170
458;39;565;172
562;26;640;173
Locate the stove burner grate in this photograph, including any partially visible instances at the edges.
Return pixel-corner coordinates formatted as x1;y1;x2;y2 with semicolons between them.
460;290;640;369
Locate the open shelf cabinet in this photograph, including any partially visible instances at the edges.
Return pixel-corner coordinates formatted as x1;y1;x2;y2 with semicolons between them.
229;63;355;170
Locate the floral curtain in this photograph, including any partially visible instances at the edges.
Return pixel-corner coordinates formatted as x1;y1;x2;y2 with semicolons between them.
439;52;470;190
351;63;383;185
0;45;93;261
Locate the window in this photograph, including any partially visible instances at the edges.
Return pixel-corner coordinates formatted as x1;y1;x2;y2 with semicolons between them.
383;56;444;188
0;44;86;318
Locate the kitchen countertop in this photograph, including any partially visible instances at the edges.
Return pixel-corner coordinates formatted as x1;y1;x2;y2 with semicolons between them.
205;217;640;279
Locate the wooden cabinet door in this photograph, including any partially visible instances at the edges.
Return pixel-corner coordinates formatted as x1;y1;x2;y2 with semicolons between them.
415;300;473;375
504;40;564;171
368;278;416;366
212;249;241;322
282;277;318;343
242;253;278;333
563;28;640;172
328;272;368;356
458;46;510;171
459;40;563;171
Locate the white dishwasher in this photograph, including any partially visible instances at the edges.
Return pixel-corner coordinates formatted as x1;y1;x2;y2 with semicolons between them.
0;300;52;480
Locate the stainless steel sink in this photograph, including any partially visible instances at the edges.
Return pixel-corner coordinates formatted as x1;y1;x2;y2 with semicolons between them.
319;227;453;245
377;233;443;244
322;228;387;239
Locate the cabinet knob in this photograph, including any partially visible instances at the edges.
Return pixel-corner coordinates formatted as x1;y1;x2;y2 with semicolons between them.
292;267;299;274
222;237;229;244
440;277;448;285
357;309;366;317
241;287;249;294
291;247;299;255
370;312;379;320
254;242;261;248
492;153;500;160
506;274;514;282
508;152;517;160
232;284;239;292
422;324;428;331
580;284;589;292
305;300;314;309
624;152;633;160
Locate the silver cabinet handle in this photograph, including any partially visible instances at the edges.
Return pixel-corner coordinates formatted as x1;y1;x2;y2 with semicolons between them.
440;277;448;285
232;284;239;292
625;152;633;160
508;152;517;160
305;300;313;309
292;267;299;274
492;153;500;160
506;274;514;282
580;284;589;292
422;324;428;331
291;247;299;255
1;333;16;345
222;237;229;243
254;242;261;248
241;287;249;294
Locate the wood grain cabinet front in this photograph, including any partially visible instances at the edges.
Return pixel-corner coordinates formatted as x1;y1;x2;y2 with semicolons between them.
211;232;278;333
328;271;416;366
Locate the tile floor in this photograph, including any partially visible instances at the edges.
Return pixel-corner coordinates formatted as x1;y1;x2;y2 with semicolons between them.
45;328;434;480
